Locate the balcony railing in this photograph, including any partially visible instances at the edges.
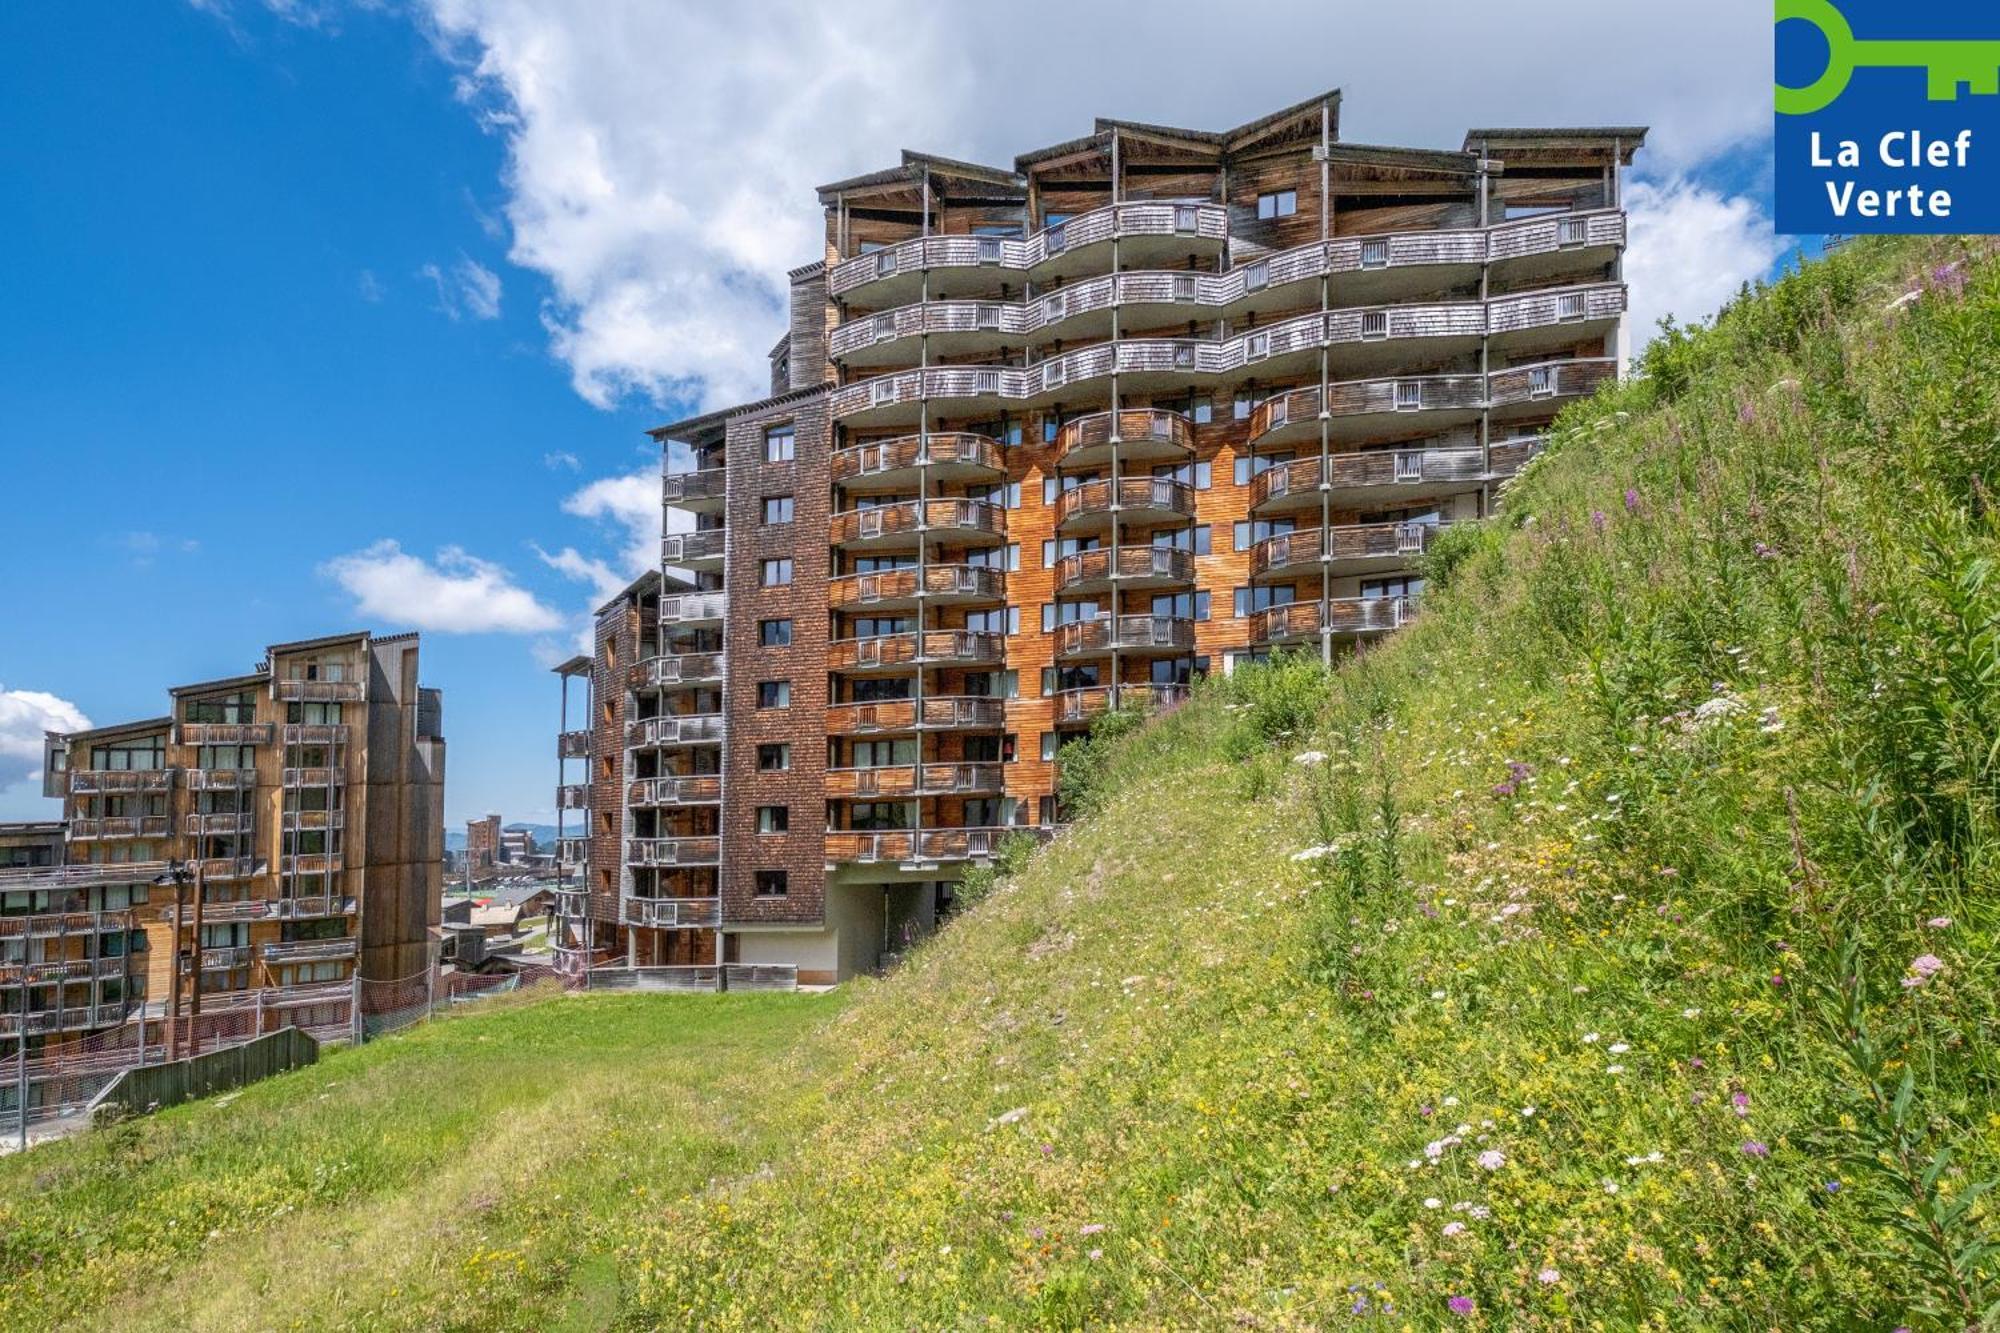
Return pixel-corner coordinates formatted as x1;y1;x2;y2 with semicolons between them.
830;431;1006;486
829;498;1007;547
283;723;349;746
662;467;727;507
260;937;358;965
193;894;356;923
68;815;170;841
557;782;589;811
1054;615;1196;658
1053;544;1195;594
0;908;134;941
661;528;727;565
1054;476;1197;530
828;563;1006;609
186;945;255;972
281;809;345;833
826;695;1007;735
1054;408;1195;469
1252;356;1618;445
192;855;267;881
630;652;724;690
620;896;722;929
186;767;255;791
281;767;347;788
628;774;722;806
1250;597;1414;644
627;714;725;748
0;1005;131;1037
626;837;721;868
557;837;588;866
1053;683;1191;726
1250;521;1438;578
824;762;1004;800
825;826;1050;864
558;729;592;759
660;591;729;624
827;629;1005;672
183;812;255;837
273;678;364;703
0;954;130;987
69;769;173;795
280;853;343;876
176;722;275;747
1487;357;1619;411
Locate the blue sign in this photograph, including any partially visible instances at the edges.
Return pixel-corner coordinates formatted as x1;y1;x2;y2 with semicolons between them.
1775;0;2000;233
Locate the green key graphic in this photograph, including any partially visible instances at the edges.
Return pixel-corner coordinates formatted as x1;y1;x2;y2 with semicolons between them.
1777;0;2000;115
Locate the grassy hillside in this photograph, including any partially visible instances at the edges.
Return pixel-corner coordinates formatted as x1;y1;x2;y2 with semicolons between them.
5;233;2000;1330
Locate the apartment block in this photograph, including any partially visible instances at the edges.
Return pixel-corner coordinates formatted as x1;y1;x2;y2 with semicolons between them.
466;813;502;878
3;631;445;1056
556;93;1643;985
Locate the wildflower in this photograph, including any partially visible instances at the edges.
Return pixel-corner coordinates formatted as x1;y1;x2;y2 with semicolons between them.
1492;781;1517;798
1442;1221;1467;1237
1742;1141;1770;1158
1088;1248;1102;1261
1078;1223;1106;1236
1423;1197;1442;1209
1624;487;1642;514
1602;1179;1620;1194
1448;1295;1476;1316
1538;1267;1561;1285
1608;1042;1630;1054
1582;1032;1601;1044
1290;845;1333;862
1753;540;1779;560
1293;750;1328;766
1926;916;1953;929
1758;707;1784;734
1693;695;1743;725
1591;509;1607;533
1605;1064;1625;1075
1902;953;1945;989
1737;399;1757;424
1519;1105;1536;1117
1477;1150;1506;1171
1825;1181;1841;1194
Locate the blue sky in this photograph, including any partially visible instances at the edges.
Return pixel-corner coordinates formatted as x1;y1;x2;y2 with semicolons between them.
0;0;1788;829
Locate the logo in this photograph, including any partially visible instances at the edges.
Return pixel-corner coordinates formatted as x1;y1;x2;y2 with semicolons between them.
1775;0;2000;232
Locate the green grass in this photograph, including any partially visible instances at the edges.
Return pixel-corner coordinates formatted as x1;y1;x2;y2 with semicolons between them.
6;234;2000;1328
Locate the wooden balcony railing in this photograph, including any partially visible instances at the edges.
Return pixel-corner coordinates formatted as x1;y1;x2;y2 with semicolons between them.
1251;597;1414;643
626;837;721;868
1054;408;1195;468
260;937;358;965
824;762;1004;800
1053;544;1195;593
194;894;356;923
1250;521;1437;577
829;498;1007;546
0;954;130;988
0;909;134;941
183;812;255;837
627;714;725;748
273;679;364;704
825;695;1007;735
662;467;727;506
1487;357;1619;410
282;723;349;746
826;630;1005;671
828;563;1006;609
558;729;592;759
1054;615;1196;658
280;809;345;833
621;896;722;929
193;855;267;881
557;783;589;810
281;767;347;788
280;853;343;876
825;825;1051;864
1053;683;1191;726
185;767;255;791
1054;476;1197;528
630;652;725;689
661;529;726;565
660;591;729;624
627;775;722;806
176;722;275;747
69;769;173;795
68;816;170;841
829;431;1005;484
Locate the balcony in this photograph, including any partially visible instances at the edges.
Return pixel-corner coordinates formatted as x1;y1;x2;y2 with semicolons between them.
631;651;724;689
1251;521;1438;581
661;528;727;571
826;826;1047;865
824;762;1004;800
826;695;1006;736
660;590;729;627
1053;544;1195;596
827;200;1227;305
1484;285;1625;355
260;937;358;965
558;729;592;759
1487;357;1619;421
176;722;274;747
68;816;170;841
557;837;588;866
186;945;255;972
0;909;134;941
621;896;722;929
281;767;347;788
628;775;722;807
663;467;728;514
627;713;725;748
1053;683;1191;727
186;767;255;791
184;812;255;837
281;853;343;876
0;954;130;987
1251;596;1414;645
1054;614;1196;660
283;723;349;746
557;782;589;811
193;855;267;881
194;894;356;923
1054;408;1194;471
830;431;1006;491
1251;375;1487;448
829;299;1031;367
829;563;1006;612
1250;442;1540;515
0;1005;131;1037
281;809;345;833
626;836;720;868
1054;477;1196;536
829;498;1006;551
826;629;1005;673
69;769;173;795
273;678;364;704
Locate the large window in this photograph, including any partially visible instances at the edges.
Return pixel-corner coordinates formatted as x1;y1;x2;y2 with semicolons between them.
756;806;789;834
183;690;256;724
1234;585;1297;618
92;736;164;771
760;558;792;587
759;619;793;647
756;743;791;771
764;424;795;463
757;681;791;709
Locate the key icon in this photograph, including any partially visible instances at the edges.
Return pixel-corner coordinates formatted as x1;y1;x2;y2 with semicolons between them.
1777;0;2000;115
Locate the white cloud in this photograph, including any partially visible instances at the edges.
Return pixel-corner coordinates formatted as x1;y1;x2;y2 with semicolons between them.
358;268;385;303
403;0;1771;415
559;466;671;579
0;688;90;786
1624;177;1786;346
542;450;580;470
418;254;503;321
534;542;626;602
322;540;562;632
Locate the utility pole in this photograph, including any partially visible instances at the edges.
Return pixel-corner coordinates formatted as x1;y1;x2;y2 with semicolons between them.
155;860;191;1063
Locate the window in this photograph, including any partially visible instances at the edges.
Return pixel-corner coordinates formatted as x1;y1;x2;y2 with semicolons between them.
1152;591;1209;621
759;619;793;647
1153;526;1211;556
760;558;792;587
757;743;791;771
757;806;789;834
1362;575;1425;601
1040;732;1059;762
757;681;791;709
973;223;1023;238
1234;585;1297;617
763;495;794;524
1257;190;1298;220
1233;391;1255;421
755;870;789;897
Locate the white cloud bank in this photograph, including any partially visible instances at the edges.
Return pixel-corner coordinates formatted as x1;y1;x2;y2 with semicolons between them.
322;540;562;632
0;688;91;786
1624;177;1786;343
418;254;503;321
